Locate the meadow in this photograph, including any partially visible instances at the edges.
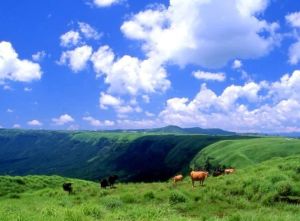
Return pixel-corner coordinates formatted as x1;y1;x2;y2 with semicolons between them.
0;155;300;221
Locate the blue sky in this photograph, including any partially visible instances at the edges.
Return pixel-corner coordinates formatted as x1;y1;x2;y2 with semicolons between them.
0;0;300;132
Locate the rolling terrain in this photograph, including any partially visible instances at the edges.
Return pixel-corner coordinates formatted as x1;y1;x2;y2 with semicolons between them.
191;137;300;169
0;155;300;220
0;129;247;182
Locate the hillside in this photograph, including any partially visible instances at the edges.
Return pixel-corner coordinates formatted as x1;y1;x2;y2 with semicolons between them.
1;155;300;220
191;137;300;169
0;129;246;182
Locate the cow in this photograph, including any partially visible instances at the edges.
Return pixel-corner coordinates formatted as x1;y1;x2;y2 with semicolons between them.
190;171;209;187
212;170;224;177
224;168;235;174
172;174;184;185
62;182;72;194
100;179;109;189
108;175;118;188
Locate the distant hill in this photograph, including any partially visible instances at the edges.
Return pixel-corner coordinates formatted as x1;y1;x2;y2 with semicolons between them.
117;125;236;136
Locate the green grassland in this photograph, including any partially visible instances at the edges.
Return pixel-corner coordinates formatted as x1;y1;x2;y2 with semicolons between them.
191;137;300;169
1;155;300;221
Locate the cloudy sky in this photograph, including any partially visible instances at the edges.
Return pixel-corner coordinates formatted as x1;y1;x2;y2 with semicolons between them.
0;0;300;132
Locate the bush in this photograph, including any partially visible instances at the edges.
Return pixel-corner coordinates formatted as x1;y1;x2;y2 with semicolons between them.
169;192;187;205
276;181;292;196
144;191;155;200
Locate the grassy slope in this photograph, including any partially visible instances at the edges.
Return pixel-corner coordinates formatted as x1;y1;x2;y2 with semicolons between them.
1;155;300;221
0;129;247;182
191;137;300;169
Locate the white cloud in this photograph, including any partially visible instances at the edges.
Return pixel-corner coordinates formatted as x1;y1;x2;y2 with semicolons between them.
286;12;300;28
91;45;170;95
99;92;122;109
60;31;81;47
7;109;13;113
232;59;243;69
145;111;155;117
193;71;226;82
82;116;114;127
0;41;42;82
159;70;300;133
78;22;101;40
52;114;74;125
32;51;46;62
92;0;120;7
121;0;279;69
13;124;21;129
91;45;115;75
27;120;42;126
288;41;300;65
59;45;93;72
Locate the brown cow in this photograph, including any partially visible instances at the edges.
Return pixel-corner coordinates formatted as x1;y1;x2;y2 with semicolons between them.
173;174;183;185
190;171;208;187
224;168;235;174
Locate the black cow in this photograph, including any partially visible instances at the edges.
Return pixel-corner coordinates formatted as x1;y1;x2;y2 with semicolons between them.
108;175;118;187
100;179;109;189
62;182;73;194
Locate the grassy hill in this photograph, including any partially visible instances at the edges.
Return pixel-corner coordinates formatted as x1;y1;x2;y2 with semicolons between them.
0;129;248;182
1;155;300;220
191;137;300;169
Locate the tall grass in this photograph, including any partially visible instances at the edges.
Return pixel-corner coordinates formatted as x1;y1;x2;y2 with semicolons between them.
0;155;300;220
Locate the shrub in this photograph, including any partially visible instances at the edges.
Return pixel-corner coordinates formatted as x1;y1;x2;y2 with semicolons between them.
169;192;187;205
144;191;155;200
276;181;292;196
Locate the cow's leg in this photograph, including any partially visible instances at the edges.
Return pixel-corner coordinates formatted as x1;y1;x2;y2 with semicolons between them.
192;180;195;188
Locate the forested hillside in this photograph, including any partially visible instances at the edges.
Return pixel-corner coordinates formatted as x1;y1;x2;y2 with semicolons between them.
0;129;245;182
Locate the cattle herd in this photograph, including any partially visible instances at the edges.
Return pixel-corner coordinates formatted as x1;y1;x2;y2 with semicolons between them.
173;168;235;187
62;169;235;194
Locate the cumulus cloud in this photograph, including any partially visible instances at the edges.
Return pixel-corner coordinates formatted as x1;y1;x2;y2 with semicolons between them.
193;71;226;82
92;0;120;7
0;41;42;82
60;22;100;48
78;22;101;40
99;92;122;109
286;12;300;28
286;12;300;65
83;116;115;127
288;39;300;65
60;31;81;47
121;0;279;69
91;45;170;95
159;70;300;133
59;45;93;72
52;114;74;125
27;120;42;126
